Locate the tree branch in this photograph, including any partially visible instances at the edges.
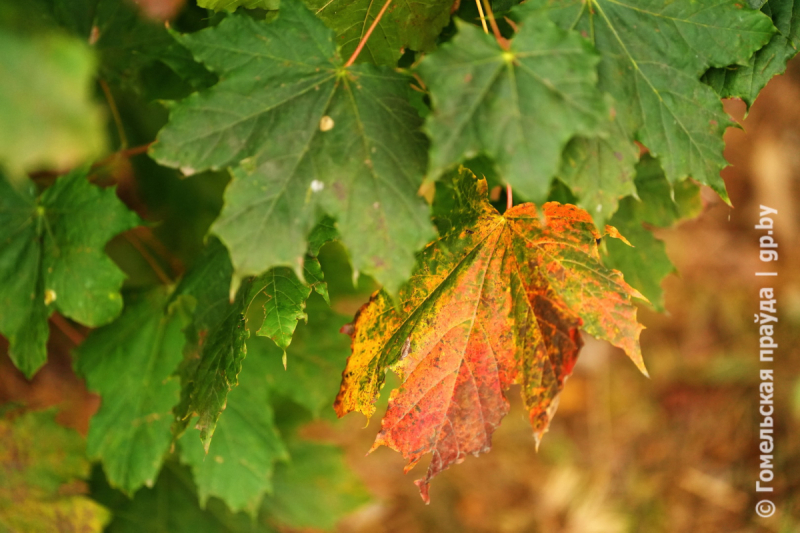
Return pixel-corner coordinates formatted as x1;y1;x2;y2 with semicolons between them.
344;0;394;68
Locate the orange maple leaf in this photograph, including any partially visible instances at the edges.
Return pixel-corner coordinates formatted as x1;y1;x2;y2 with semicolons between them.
335;169;647;502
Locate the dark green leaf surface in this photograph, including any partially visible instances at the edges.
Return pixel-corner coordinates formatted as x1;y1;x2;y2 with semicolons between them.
418;14;607;202
303;0;452;65
179;346;288;515
261;440;370;531
93;463;272;533
605;205;673;312
604;156;702;310
248;218;334;350
306;216;338;256
533;0;774;198
0;29;106;178
704;0;800;107
175;296;250;450
0;170;139;377
151;3;435;296
558;107;639;227
172;220;332;457
250;268;312;350
0;179;47;377
199;0;279;11
173;237;234;342
75;291;189;494
170;239;237;447
45;0;215;95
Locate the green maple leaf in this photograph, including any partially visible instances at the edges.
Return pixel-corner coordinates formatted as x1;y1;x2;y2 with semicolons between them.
0;29;106;179
171;237;236;345
249;266;321;350
199;0;279;11
150;2;435;297
92;462;271;533
0;170;139;377
175;295;250;450
179;347;289;516
172;222;334;451
303;0;453;65
75;291;190;494
170;276;248;450
94;445;366;533
531;0;774;199
248;217;335;350
418;13;608;203
168;241;361;516
558;103;639;227
261;440;370;531
170;239;243;449
704;0;800;107
44;0;215;95
604;156;702;310
0;410;111;533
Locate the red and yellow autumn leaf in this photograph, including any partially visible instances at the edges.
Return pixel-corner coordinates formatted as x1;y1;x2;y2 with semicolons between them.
335;168;647;502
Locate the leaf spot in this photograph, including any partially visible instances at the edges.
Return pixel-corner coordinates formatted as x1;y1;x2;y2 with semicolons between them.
319;116;335;131
44;289;56;305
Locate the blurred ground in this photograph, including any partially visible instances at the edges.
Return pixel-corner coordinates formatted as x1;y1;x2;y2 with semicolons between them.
2;48;800;533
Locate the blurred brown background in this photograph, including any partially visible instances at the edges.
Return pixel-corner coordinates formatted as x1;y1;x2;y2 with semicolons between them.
3;40;800;533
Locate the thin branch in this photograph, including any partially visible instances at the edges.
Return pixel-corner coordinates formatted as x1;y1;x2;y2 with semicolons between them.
481;0;509;50
344;0;394;68
111;143;151;160
50;313;85;346
410;71;427;91
93;142;153;169
504;16;518;34
475;0;489;34
506;183;513;211
124;232;173;285
100;79;128;149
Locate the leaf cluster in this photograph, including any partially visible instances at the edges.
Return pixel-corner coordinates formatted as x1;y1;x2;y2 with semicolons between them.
0;0;794;515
